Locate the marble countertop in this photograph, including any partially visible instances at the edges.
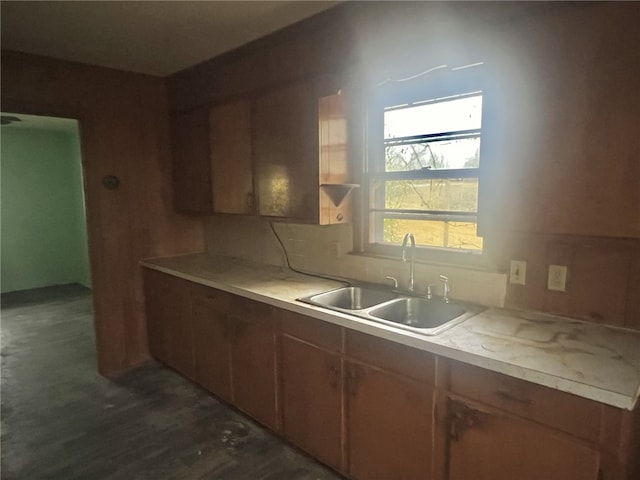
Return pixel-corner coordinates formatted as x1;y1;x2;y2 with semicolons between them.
141;253;640;411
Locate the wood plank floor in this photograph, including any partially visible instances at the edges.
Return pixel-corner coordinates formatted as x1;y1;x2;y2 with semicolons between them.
1;284;343;480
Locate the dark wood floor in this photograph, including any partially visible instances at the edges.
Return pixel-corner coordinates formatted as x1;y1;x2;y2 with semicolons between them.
1;284;343;480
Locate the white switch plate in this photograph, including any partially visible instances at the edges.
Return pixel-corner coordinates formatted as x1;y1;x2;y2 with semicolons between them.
509;260;527;285
329;241;341;258
548;265;568;292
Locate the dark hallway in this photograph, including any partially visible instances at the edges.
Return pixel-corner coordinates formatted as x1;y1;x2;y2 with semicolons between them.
0;285;341;480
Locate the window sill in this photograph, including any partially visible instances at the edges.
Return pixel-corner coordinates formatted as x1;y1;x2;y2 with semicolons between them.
357;242;501;272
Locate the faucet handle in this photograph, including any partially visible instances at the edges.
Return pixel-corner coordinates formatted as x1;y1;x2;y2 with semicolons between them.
439;275;450;303
426;284;435;300
425;283;441;300
385;276;399;289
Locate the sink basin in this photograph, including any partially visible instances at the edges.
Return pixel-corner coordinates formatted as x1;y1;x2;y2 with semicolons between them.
305;286;397;310
298;285;482;336
368;297;466;329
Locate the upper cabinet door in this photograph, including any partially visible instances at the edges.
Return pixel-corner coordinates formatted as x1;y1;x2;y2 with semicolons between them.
210;99;255;215
253;81;319;221
170;106;214;214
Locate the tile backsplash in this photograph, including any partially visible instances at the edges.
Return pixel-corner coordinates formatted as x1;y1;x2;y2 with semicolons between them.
205;216;508;308
205;216;640;331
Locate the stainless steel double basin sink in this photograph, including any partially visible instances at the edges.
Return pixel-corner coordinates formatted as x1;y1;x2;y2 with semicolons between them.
298;285;482;335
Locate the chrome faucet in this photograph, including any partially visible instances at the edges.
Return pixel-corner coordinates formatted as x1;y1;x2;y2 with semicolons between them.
401;233;416;293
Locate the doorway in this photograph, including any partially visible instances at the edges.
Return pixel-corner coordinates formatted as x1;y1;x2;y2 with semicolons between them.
1;112;91;294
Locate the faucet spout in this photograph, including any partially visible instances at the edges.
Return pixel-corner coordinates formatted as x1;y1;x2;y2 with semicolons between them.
401;233;416;292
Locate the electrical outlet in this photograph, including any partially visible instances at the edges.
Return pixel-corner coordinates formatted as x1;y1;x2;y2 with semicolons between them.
329;241;341;258
509;260;527;285
547;265;568;292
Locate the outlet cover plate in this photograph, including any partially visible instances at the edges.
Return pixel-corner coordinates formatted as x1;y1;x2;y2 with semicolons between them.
548;265;568;292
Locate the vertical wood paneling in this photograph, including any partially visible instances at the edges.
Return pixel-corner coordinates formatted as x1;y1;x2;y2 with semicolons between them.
504;235;640;331
1;51;205;376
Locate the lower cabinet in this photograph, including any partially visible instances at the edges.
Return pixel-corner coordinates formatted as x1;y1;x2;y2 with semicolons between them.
228;296;277;429
191;285;232;402
346;361;434;480
447;398;600;480
143;268;195;379
143;269;638;480
281;335;343;470
144;270;277;430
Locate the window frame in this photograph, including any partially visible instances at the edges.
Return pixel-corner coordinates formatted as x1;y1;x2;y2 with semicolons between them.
362;65;492;266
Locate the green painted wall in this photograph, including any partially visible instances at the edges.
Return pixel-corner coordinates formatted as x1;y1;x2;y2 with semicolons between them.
1;127;91;293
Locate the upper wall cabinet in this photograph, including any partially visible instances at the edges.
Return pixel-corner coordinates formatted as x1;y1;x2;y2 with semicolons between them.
170;99;254;215
253;81;354;224
210;99;254;215
171;106;214;214
171;80;354;224
253;82;317;220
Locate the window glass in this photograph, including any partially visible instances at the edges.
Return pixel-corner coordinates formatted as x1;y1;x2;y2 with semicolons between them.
381;218;483;251
384;94;482;139
380;178;479;212
384;138;480;172
368;83;484;254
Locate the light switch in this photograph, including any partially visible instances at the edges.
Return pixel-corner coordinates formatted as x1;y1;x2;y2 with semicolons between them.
509;260;527;285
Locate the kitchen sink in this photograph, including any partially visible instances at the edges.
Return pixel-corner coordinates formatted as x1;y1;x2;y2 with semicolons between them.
298;285;482;335
368;297;466;329
304;286;397;310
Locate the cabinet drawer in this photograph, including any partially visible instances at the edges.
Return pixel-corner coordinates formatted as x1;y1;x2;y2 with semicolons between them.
345;330;435;384
190;283;230;312
228;295;273;328
279;309;342;352
447;361;602;442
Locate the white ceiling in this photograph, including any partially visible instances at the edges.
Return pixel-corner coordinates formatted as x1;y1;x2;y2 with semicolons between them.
0;1;339;76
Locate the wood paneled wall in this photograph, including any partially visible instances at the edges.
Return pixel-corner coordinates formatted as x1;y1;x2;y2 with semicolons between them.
169;1;640;329
1;51;205;376
167;5;351;112
499;234;640;331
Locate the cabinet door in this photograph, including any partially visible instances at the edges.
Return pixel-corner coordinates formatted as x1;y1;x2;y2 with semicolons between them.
281;335;343;470
143;269;194;379
143;268;172;363
191;287;232;401
170;106;213;214
210;99;254;214
229;297;277;429
346;361;433;480
254;82;318;220
447;399;600;480
319;91;352;225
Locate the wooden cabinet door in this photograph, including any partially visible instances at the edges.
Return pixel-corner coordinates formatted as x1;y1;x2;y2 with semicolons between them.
253;81;318;221
346;361;434;480
191;287;231;401
210;99;254;214
229;297;277;429
170;106;213;214
447;399;601;480
281;335;343;470
143;268;172;364
143;269;194;379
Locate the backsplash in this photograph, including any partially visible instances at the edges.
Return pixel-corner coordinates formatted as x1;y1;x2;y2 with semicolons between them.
500;233;640;331
205;216;507;308
205;216;640;331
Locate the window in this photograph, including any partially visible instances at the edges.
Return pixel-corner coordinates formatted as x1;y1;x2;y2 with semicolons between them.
365;67;486;261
